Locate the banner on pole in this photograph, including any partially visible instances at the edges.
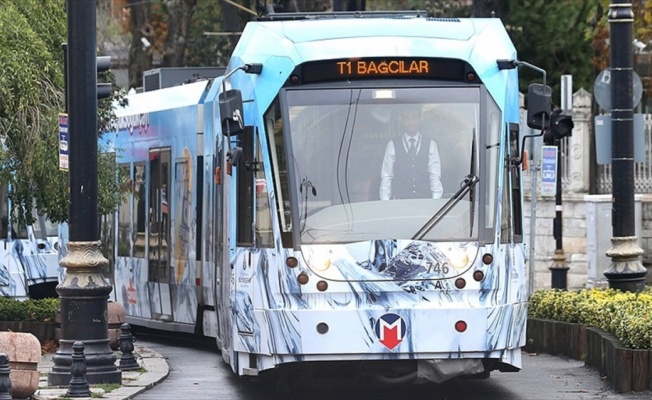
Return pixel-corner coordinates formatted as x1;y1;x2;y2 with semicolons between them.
540;145;557;197
58;113;69;171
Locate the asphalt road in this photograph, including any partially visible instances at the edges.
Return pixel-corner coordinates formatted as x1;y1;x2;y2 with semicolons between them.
132;330;652;400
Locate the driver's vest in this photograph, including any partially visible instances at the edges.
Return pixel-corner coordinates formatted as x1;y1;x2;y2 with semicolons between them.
392;137;431;199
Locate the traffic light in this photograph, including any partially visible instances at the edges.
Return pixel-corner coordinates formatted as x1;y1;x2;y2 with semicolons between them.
543;129;555;145
543;108;574;145
96;56;112;100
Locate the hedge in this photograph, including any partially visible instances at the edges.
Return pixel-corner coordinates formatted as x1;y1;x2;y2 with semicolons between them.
528;288;652;349
0;297;58;322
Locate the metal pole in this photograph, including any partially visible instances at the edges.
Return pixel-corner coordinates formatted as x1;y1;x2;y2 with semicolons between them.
48;0;121;385
561;75;572;114
549;138;568;289
62;43;68;114
604;0;647;291
528;153;538;297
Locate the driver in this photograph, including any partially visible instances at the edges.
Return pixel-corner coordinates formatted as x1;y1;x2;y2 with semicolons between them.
379;107;443;200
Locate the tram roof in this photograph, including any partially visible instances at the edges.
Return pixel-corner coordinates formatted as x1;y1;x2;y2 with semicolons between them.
230;17;516;74
114;80;210;117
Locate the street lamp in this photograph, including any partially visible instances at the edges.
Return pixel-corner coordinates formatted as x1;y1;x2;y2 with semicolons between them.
48;1;121;386
604;0;647;291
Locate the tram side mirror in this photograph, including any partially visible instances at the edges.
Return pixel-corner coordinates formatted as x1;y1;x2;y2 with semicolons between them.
227;147;243;166
220;89;245;136
526;83;552;130
226;126;254;167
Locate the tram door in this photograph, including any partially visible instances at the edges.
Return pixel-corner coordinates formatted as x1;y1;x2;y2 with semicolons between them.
148;147;173;321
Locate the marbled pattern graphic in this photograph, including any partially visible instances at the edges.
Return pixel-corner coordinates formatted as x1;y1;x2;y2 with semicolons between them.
114;256;151;319
227;215;527;376
0;229;59;299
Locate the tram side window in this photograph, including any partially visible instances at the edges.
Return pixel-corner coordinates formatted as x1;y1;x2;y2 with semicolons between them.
133;163;147;257
99;153;117;276
500;123;523;244
265;97;292;246
11;216;27;239
117;164;131;256
509;123;523;242
500;149;512;244
0;185;10;239
0;217;8;239
0;185;7;238
148;148;171;283
100;211;115;276
236;130;254;247
174;156;192;256
255;135;273;248
484;98;501;241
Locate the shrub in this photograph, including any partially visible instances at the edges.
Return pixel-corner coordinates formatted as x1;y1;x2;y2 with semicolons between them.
0;297;59;322
529;288;652;349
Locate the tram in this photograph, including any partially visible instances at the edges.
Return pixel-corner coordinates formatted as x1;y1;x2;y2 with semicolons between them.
0;185;61;300
104;11;551;383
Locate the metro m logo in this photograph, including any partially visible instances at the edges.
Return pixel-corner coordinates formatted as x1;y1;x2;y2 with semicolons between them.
374;313;407;351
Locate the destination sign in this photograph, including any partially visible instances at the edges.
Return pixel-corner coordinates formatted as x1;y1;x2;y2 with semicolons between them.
338;59;430;76
299;57;470;83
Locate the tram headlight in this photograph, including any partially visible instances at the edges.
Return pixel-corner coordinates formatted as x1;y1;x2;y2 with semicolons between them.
450;251;469;270
312;257;331;272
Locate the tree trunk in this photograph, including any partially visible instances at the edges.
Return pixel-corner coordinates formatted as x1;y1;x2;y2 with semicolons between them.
275;0;331;12
220;0;242;50
128;0;153;89
472;0;507;18
161;0;198;67
332;0;366;11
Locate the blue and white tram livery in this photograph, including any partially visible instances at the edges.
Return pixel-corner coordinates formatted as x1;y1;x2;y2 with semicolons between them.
106;11;551;383
0;188;61;300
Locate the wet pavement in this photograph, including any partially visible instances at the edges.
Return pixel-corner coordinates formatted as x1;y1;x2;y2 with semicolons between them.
32;344;169;400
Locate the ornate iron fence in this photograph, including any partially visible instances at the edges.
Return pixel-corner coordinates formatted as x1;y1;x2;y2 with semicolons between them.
597;113;652;194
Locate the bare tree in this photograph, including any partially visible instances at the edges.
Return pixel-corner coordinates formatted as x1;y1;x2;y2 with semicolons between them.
272;0;332;12
127;0;198;88
332;0;365;11
127;0;153;89
472;0;506;18
220;0;243;50
161;0;198;67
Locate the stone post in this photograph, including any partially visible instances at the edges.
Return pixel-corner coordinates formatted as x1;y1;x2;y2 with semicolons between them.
566;88;592;193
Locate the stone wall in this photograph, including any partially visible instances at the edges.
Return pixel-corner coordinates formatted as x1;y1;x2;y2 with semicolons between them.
524;194;652;291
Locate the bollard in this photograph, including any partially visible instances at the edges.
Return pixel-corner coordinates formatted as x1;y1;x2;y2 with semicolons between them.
119;323;140;371
66;341;91;398
0;354;11;400
108;301;127;350
0;331;41;399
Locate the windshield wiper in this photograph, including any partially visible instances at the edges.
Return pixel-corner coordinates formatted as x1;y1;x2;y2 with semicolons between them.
469;129;477;236
299;178;317;231
412;174;480;241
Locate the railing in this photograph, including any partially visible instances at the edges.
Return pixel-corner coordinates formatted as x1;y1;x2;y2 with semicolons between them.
597;113;652;193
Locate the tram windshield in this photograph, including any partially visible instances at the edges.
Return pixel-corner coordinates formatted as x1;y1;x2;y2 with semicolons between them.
277;85;501;244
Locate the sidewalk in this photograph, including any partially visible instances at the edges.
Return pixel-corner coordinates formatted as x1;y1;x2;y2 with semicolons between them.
32;344;169;400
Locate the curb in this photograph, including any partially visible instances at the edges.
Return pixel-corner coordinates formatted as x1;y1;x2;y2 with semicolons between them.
31;345;169;400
